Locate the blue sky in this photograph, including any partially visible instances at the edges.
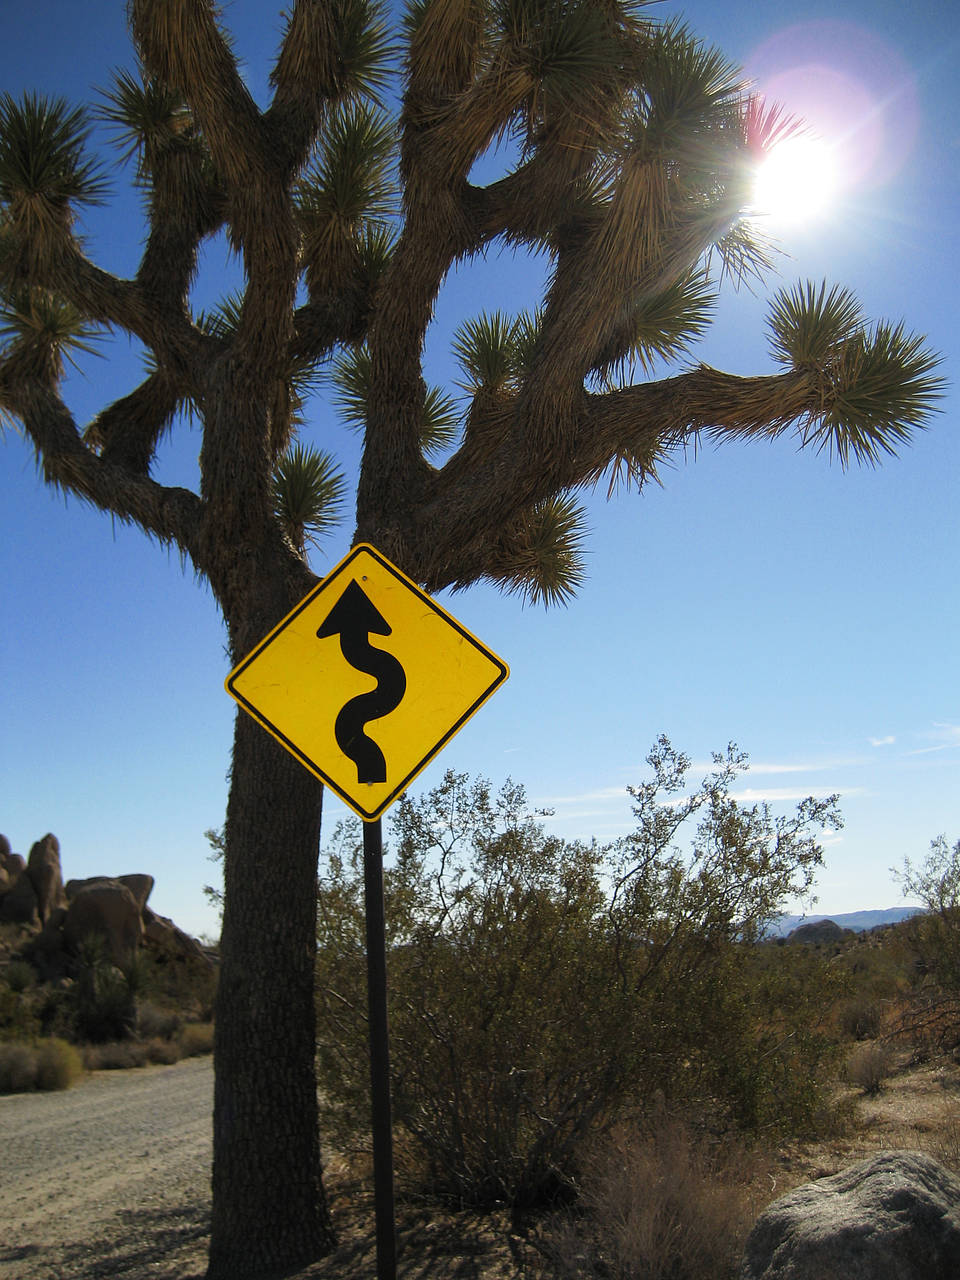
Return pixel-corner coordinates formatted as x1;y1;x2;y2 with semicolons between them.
1;0;957;938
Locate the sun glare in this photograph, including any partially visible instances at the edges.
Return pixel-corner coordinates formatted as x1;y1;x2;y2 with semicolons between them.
753;135;839;225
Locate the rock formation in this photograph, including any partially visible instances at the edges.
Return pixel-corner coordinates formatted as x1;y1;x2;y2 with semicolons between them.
740;1151;960;1279
27;834;68;923
0;833;210;971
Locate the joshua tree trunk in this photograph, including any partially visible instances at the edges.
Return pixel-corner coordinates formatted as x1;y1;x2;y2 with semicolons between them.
208;703;333;1278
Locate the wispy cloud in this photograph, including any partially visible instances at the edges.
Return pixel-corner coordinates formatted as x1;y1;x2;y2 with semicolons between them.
537;785;630;807
730;786;867;803
690;756;865;776
869;735;896;747
907;722;960;756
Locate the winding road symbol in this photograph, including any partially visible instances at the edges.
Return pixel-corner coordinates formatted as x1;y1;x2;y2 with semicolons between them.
316;579;406;784
224;542;508;821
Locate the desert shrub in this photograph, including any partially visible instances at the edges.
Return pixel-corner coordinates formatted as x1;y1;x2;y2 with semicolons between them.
178;1021;214;1056
144;1036;182;1065
316;741;842;1207
137;1001;181;1040
5;959;36;993
84;1039;151;1070
0;1041;38;1092
837;995;885;1040
137;944;218;1023
845;1041;893;1095
34;1037;83;1090
896;837;960;990
70;936;138;1043
0;982;42;1042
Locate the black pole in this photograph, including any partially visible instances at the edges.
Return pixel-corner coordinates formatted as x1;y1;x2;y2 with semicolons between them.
363;816;397;1280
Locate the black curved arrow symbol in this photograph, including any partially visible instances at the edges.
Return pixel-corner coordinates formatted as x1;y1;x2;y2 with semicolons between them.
316;579;406;784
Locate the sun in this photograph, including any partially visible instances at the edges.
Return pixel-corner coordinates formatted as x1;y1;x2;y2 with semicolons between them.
752;135;839;225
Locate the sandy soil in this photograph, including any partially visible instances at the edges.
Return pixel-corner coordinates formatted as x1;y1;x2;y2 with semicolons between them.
3;1048;960;1280
1;1056;212;1280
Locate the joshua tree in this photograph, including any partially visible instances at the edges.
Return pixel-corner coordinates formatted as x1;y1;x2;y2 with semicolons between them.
0;1;941;1276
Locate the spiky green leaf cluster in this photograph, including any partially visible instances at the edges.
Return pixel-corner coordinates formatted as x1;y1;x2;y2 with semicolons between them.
804;321;945;466
596;268;716;382
496;493;588;607
333;344;459;456
452;309;540;393
271;442;347;555
0;93;108;280
0;93;108;212
768;281;945;465
97;68;195;174
314;0;394;104
768;281;864;370
298;103;396;230
0;286;102;383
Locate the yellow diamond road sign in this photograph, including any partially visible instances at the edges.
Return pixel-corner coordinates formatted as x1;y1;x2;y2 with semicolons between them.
225;543;509;822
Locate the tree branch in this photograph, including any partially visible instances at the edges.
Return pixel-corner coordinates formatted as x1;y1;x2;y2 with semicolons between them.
2;376;203;551
266;1;343;172
409;366;815;589
130;0;267;190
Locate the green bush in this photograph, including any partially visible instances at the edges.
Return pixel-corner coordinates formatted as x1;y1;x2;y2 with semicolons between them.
70;936;138;1043
316;740;843;1208
5;959;36;993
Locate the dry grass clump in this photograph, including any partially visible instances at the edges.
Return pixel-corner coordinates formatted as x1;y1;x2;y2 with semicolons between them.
82;1021;213;1070
542;1113;765;1280
0;1041;39;1092
178;1020;214;1057
0;1037;83;1092
845;1041;894;1096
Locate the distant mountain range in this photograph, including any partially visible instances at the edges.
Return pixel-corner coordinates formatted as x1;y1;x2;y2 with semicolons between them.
766;906;925;938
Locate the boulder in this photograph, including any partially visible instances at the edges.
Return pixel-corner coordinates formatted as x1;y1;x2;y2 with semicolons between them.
117;874;154;912
740;1151;960;1280
26;834;67;924
0;869;40;925
142;907;209;962
62;878;143;968
1;849;26;878
0;833;11;862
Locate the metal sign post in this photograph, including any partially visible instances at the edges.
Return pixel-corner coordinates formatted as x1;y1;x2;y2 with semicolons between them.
363;816;396;1280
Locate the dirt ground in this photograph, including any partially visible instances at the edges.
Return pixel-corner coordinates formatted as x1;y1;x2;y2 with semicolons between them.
776;1047;960;1186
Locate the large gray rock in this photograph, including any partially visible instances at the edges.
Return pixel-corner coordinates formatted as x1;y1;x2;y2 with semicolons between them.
740;1151;960;1280
62;878;143;967
26;833;67;924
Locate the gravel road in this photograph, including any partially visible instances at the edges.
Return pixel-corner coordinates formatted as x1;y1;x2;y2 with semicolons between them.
0;1057;213;1280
